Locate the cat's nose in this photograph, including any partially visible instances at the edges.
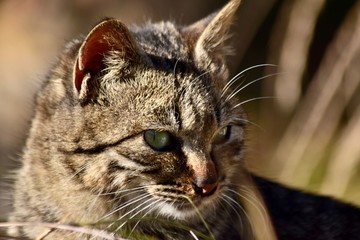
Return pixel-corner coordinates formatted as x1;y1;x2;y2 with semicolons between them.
186;151;218;196
191;161;218;196
192;179;218;196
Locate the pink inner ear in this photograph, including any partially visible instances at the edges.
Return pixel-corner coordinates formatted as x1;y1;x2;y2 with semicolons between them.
75;27;113;92
74;58;84;92
74;19;138;94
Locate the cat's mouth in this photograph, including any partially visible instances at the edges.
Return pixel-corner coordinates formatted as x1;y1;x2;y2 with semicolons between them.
191;180;218;196
148;180;219;200
145;182;223;220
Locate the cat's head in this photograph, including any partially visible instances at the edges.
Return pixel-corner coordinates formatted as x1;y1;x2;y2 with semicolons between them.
38;0;246;223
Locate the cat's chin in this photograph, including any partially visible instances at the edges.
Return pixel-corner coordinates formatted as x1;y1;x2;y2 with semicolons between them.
153;194;219;221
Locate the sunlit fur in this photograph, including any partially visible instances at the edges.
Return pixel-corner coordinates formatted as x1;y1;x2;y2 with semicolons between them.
8;0;276;239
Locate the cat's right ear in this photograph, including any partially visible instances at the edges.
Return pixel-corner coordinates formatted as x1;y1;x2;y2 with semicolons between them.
182;0;240;77
73;19;138;102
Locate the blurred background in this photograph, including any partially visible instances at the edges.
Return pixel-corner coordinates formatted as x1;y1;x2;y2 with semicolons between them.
1;0;360;223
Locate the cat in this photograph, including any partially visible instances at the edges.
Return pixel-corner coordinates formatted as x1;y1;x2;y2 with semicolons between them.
6;0;360;239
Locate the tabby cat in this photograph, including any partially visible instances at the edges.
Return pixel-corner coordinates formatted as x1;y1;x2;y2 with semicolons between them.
7;0;360;239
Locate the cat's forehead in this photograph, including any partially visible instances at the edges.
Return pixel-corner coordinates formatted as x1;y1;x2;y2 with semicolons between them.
136;65;215;111
107;64;218;134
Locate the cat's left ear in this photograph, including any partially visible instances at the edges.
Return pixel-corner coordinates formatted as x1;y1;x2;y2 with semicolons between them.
73;18;139;102
182;0;240;75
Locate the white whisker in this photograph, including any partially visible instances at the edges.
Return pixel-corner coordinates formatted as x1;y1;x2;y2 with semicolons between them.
173;59;180;76
97;192;151;223
232;188;268;218
114;198;162;233
221;74;245;98
67;161;93;183
127;199;166;238
221;64;277;97
222;193;254;237
232;187;269;232
98;185;149;197
232;117;265;131
190;230;199;240
225;73;281;102
193;70;211;81
116;197;156;224
232;96;275;110
127;199;161;221
104;194;154;232
219;194;244;238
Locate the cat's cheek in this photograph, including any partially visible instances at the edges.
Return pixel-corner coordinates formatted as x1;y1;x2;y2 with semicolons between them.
212;138;244;160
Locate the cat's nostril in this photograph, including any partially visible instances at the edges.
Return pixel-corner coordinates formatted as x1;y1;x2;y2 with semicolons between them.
192;181;218;196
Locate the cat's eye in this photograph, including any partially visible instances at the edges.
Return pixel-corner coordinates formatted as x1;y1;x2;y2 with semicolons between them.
212;126;231;144
144;130;176;151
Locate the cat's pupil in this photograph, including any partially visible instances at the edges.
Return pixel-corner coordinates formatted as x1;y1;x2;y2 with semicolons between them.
213;126;231;144
144;130;175;151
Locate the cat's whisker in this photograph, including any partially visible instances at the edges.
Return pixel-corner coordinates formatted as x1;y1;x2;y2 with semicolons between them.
115;196;157;223
127;200;157;222
230;188;266;218
221;193;255;238
238;192;269;235
114;198;162;233
220;64;277;97
220;74;245;98
83;188;105;224
127;198;167;238
180;195;215;239
232;96;275;110
232;117;265;131
233;187;268;218
224;72;281;103
97;185;149;197
97;192;152;223
103;194;154;232
242;192;268;237
219;194;243;233
190;230;200;240
173;59;180;76
217;195;233;219
107;188;149;205
192;70;211;83
229;187;273;239
67;161;92;182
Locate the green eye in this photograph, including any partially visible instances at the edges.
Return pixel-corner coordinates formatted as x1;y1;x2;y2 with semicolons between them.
144;130;176;151
213;126;231;144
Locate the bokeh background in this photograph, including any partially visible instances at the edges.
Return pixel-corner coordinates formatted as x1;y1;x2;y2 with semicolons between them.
1;0;360;224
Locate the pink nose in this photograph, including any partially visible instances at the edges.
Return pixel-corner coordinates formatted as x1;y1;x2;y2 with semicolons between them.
192;179;218;196
186;152;218;196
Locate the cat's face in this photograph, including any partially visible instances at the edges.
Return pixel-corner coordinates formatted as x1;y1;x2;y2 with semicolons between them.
72;65;245;221
41;0;244;223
